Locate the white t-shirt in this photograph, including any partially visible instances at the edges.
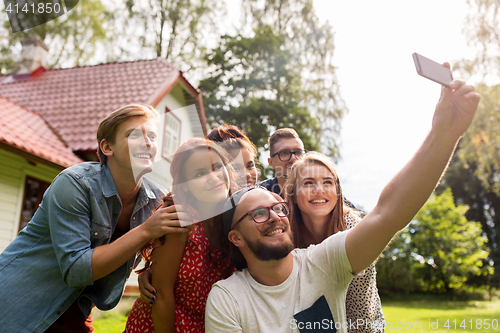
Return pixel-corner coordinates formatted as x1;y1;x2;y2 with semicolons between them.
205;230;354;333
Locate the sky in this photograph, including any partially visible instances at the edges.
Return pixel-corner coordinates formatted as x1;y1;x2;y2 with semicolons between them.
225;0;477;211
310;0;477;211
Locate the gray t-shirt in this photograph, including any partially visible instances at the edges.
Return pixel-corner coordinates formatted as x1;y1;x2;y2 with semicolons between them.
205;230;354;332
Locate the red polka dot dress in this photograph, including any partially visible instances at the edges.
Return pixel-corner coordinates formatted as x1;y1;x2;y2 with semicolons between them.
124;223;232;333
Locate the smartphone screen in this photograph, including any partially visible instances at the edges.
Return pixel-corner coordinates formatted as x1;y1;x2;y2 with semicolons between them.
412;53;453;87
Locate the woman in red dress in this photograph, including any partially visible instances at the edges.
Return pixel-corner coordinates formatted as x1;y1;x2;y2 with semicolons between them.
124;137;238;333
125;126;259;333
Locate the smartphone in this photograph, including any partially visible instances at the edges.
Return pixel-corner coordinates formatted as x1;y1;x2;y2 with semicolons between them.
412;53;453;87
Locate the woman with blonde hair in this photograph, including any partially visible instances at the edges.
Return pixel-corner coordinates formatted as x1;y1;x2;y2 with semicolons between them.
284;151;385;332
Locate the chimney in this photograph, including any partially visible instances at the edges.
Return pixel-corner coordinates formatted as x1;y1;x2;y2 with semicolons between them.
15;37;49;75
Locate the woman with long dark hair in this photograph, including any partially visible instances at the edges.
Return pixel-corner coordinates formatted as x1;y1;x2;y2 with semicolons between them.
124;138;237;333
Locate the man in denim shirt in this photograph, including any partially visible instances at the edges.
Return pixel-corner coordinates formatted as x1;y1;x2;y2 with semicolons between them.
0;105;186;332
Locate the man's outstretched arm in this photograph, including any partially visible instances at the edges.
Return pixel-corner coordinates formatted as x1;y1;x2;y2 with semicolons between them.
346;76;481;274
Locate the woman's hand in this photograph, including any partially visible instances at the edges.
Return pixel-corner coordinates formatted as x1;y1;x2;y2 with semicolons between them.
138;269;156;304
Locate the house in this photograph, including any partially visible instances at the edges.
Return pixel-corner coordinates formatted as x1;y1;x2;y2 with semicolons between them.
0;37;208;293
0;96;83;243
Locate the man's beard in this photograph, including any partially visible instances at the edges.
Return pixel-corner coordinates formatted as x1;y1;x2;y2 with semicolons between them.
243;230;295;261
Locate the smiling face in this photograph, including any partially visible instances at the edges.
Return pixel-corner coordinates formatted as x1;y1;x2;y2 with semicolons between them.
295;163;338;221
183;148;230;208
230;148;258;188
103;116;158;182
268;137;304;180
230;189;294;261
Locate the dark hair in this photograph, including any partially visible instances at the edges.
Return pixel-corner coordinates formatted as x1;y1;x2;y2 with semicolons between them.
138;138;237;277
268;128;301;155
170;138;237;213
207;124;248;142
207;124;257;158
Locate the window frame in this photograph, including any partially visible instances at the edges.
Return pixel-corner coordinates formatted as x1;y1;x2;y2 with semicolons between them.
161;108;182;162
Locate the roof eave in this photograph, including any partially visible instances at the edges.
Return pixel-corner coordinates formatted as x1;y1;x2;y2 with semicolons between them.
146;71;207;137
0;141;81;170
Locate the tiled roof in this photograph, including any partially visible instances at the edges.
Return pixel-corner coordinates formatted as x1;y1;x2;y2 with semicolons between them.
0;58;182;152
0;96;83;168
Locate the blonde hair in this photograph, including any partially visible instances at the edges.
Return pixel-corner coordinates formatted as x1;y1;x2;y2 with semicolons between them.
284;151;352;248
96;104;159;164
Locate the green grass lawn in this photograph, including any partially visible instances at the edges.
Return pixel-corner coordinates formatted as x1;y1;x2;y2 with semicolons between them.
93;310;129;332
381;297;500;332
92;297;135;333
93;296;500;332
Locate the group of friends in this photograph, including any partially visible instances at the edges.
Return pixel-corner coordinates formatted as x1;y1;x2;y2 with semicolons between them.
0;74;481;333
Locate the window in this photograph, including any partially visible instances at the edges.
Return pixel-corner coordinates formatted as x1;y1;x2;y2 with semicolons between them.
162;111;182;160
19;176;50;231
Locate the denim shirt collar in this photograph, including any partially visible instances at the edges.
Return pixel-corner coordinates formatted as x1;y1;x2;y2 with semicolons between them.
101;164;159;215
141;178;158;201
101;164;119;198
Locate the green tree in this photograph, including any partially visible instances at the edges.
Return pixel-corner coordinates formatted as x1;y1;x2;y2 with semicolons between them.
376;230;415;295
457;0;500;81
439;83;500;286
242;0;345;149
122;0;225;72
1;0;112;71
435;0;500;288
202;0;345;159
453;84;500;197
377;188;492;295
199;26;320;154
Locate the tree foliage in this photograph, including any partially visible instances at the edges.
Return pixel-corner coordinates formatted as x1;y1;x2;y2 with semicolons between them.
122;0;225;72
377;188;492;295
435;0;500;288
375;230;415;295
454;84;500;196
0;0;112;71
438;83;500;286
458;0;500;81
199;26;320;152
202;0;345;159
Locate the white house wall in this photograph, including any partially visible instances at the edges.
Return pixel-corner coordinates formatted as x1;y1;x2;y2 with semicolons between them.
0;148;60;252
147;83;203;191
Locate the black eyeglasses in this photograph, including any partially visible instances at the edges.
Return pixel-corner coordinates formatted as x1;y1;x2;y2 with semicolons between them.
232;202;290;228
271;149;307;162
